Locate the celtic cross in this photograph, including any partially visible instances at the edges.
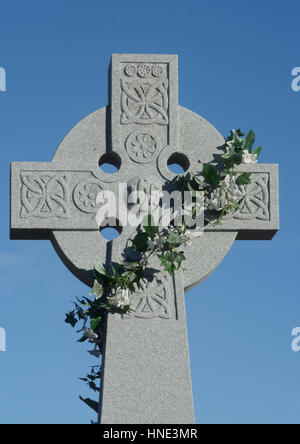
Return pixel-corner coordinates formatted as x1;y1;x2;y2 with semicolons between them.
10;54;279;424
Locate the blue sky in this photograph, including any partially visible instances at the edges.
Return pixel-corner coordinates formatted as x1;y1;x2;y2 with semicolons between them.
0;0;299;424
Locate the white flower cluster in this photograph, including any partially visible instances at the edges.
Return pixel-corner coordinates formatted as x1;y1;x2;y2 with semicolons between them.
179;230;201;246
147;227;201;251
178;231;192;247
206;174;244;212
242;150;257;164
147;234;166;251
108;288;130;309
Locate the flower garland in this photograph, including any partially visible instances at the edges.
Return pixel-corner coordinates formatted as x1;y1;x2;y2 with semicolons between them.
65;129;262;419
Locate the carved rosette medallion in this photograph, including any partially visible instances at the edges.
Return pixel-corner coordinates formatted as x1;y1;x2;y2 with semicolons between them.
125;129;162;163
137;63;151;78
73;179;103;214
124;64;137;77
124;63;164;79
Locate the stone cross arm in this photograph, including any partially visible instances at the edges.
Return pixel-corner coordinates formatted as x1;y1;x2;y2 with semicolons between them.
10;161;279;241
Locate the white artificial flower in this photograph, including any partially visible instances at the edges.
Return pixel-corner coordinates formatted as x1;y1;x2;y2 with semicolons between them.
179;231;192;247
154;234;165;249
147;234;166;250
147;239;156;250
222;175;244;200
206;174;244;211
206;188;226;211
108;288;130;310
242;150;257;164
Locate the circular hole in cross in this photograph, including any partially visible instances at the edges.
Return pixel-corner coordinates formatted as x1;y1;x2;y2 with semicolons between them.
99;219;122;241
99;152;121;174
167;153;190;174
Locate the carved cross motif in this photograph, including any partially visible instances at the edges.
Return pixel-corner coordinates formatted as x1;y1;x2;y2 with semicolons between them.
10;54;279;424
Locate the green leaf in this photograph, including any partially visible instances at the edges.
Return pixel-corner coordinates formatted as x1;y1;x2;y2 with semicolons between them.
128;272;137;282
90;280;103;299
76;297;86;306
143;214;155;227
235;129;245;138
157;250;186;276
236;173;251;185
65;311;78;328
157;254;176;276
252;146;262;158
90;317;102;332
88;381;99;392
222;150;243;168
94;262;106;276
122;261;139;270
167;230;180;245
244;130;255;153
79;396;99;414
77;336;88;343
143;216;158;240
174;251;186;269
132;233;149;252
176;175;188;192
123;305;131;313
202;164;220;186
226;129;245;141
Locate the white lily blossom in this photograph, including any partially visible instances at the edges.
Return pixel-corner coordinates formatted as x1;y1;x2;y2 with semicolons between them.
179;231;192;247
222;175;244;198
206;174;244;212
147;234;166;251
155;235;166;249
148;226;201;252
242;149;257;164
108;288;130;309
147;239;156;250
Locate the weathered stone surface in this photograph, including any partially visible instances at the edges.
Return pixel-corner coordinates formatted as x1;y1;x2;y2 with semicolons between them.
100;268;195;424
10;54;279;424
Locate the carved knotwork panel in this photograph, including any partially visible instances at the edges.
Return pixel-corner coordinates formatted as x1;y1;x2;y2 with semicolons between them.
234;173;270;220
21;172;69;219
118;61;170;165
129;274;173;320
19;171;106;223
121;78;169;126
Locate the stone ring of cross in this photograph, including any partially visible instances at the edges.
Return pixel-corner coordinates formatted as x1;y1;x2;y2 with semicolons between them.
10;54;279;424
